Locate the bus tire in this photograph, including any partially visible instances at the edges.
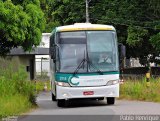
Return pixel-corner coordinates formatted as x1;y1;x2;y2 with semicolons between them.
64;100;70;107
98;97;104;100
51;93;56;101
91;97;104;100
107;97;115;105
57;99;65;107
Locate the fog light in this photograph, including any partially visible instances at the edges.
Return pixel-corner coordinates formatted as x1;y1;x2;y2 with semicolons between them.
63;93;69;98
108;91;114;95
56;81;70;87
106;80;119;86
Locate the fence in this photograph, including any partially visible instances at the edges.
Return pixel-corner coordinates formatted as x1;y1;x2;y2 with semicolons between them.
36;57;50;80
121;67;160;80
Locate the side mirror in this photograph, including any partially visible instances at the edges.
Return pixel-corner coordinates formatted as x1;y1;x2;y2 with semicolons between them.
118;43;126;69
49;46;56;61
118;43;126;58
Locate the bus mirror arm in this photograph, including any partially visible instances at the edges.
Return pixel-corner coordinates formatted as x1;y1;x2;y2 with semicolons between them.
53;59;56;63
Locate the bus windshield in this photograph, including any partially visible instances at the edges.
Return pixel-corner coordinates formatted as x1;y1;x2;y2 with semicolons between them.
57;31;118;73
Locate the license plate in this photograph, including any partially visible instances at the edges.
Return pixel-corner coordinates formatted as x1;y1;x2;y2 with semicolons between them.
83;91;94;95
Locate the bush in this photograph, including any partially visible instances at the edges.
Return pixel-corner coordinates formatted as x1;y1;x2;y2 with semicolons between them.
36;70;50;81
119;78;160;102
0;58;36;117
35;80;50;93
0;94;32;117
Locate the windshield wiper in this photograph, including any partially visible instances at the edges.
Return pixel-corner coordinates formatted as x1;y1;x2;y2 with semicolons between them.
73;51;103;76
85;48;103;75
73;51;86;76
87;59;103;75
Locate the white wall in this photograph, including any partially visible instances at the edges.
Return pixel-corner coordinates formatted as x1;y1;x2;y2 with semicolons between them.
36;33;51;76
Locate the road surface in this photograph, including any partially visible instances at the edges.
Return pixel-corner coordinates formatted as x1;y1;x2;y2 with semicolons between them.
18;91;160;121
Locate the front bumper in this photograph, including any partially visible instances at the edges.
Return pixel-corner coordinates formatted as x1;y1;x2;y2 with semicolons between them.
56;84;119;99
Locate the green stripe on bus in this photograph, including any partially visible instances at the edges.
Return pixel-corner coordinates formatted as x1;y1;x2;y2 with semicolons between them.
55;71;119;83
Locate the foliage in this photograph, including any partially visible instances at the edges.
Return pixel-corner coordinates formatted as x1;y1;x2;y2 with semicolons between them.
127;26;148;46
1;0;159;64
41;0;160;65
0;94;32;117
150;32;160;51
0;58;36;116
119;78;160;102
36;80;50;93
0;0;45;56
36;70;50;81
40;0;85;32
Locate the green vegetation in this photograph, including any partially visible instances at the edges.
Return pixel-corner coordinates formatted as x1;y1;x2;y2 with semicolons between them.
0;0;160;65
36;70;50;81
35;80;50;93
0;59;36;117
35;70;50;93
40;0;160;65
0;95;32;117
119;78;160;102
0;0;45;56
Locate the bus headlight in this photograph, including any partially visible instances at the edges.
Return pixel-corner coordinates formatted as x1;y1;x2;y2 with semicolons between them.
56;81;70;87
106;80;119;86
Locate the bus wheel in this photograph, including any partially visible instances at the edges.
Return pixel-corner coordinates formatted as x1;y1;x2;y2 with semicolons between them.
97;97;104;100
107;97;115;105
57;99;65;107
52;93;56;101
64;100;70;107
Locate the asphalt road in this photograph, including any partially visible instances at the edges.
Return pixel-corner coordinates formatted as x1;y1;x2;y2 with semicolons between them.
18;91;160;121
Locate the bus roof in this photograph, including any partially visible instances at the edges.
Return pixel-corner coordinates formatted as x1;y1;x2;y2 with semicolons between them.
55;23;115;32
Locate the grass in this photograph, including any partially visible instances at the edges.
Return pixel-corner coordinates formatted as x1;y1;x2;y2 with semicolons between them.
0;95;32;116
0;58;36;117
35;77;160;103
119;78;160;102
35;80;50;93
36;70;50;81
2;55;159;117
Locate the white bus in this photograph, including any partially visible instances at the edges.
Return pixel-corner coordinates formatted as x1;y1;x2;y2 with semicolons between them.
50;23;119;107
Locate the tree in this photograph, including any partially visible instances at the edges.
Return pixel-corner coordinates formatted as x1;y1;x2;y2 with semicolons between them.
89;0;160;65
40;0;86;32
42;0;160;65
0;0;45;56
